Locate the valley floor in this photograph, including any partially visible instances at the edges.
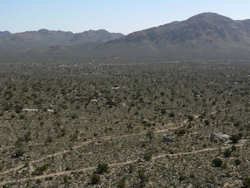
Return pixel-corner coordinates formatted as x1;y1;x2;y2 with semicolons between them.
0;62;249;187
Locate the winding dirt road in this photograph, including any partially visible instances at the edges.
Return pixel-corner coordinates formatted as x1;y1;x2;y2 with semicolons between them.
0;125;180;176
0;142;246;186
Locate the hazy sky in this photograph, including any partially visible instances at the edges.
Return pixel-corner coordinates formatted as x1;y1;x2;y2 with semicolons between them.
1;0;250;34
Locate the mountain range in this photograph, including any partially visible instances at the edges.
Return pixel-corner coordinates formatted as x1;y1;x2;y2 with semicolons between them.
1;12;250;62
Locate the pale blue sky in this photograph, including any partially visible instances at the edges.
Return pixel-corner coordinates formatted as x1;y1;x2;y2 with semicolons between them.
1;0;250;34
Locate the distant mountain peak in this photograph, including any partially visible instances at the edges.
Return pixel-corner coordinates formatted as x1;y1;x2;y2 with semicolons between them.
82;29;108;34
0;31;11;35
187;12;233;23
90;12;250;60
81;29;122;35
38;29;50;33
70;29;124;43
190;12;225;17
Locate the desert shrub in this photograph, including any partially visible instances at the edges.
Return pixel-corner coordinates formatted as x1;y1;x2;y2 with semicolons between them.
187;115;194;121
32;164;49;176
212;158;223;167
234;159;241;166
128;164;135;174
230;134;241;144
14;104;23;113
138;168;148;187
146;130;154;141
204;120;209;126
96;163;109;174
231;145;237;152
19;114;25;119
160;108;166;115
63;176;70;184
144;152;152;161
117;177;126;188
24;131;31;142
3;185;11;188
242;177;250;188
142;120;151;127
91;173;100;185
45;136;52;144
169;112;175;118
11;149;24;158
223;149;232;158
222;161;228;169
175;129;186;136
71;113;78;120
179;175;186;182
233;121;240;127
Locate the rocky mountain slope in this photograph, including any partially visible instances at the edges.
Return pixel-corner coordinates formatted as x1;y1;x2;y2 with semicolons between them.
92;13;250;60
1;13;250;62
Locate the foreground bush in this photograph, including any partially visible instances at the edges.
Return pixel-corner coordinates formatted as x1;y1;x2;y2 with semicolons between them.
230;134;241;144
91;173;100;185
96;163;109;174
212;158;223;167
242;177;250;188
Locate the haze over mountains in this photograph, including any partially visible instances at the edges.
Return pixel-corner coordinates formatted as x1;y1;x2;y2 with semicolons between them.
1;12;250;62
0;29;123;60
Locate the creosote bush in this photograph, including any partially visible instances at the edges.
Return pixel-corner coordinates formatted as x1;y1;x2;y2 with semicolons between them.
117;177;126;188
31;164;49;176
223;149;232;158
90;173;101;185
11;149;24;158
138;168;149;187
96;163;109;174
144;152;152;161
212;158;223;167
234;159;241;166
230;134;241;144
242;177;250;188
175;129;186;136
